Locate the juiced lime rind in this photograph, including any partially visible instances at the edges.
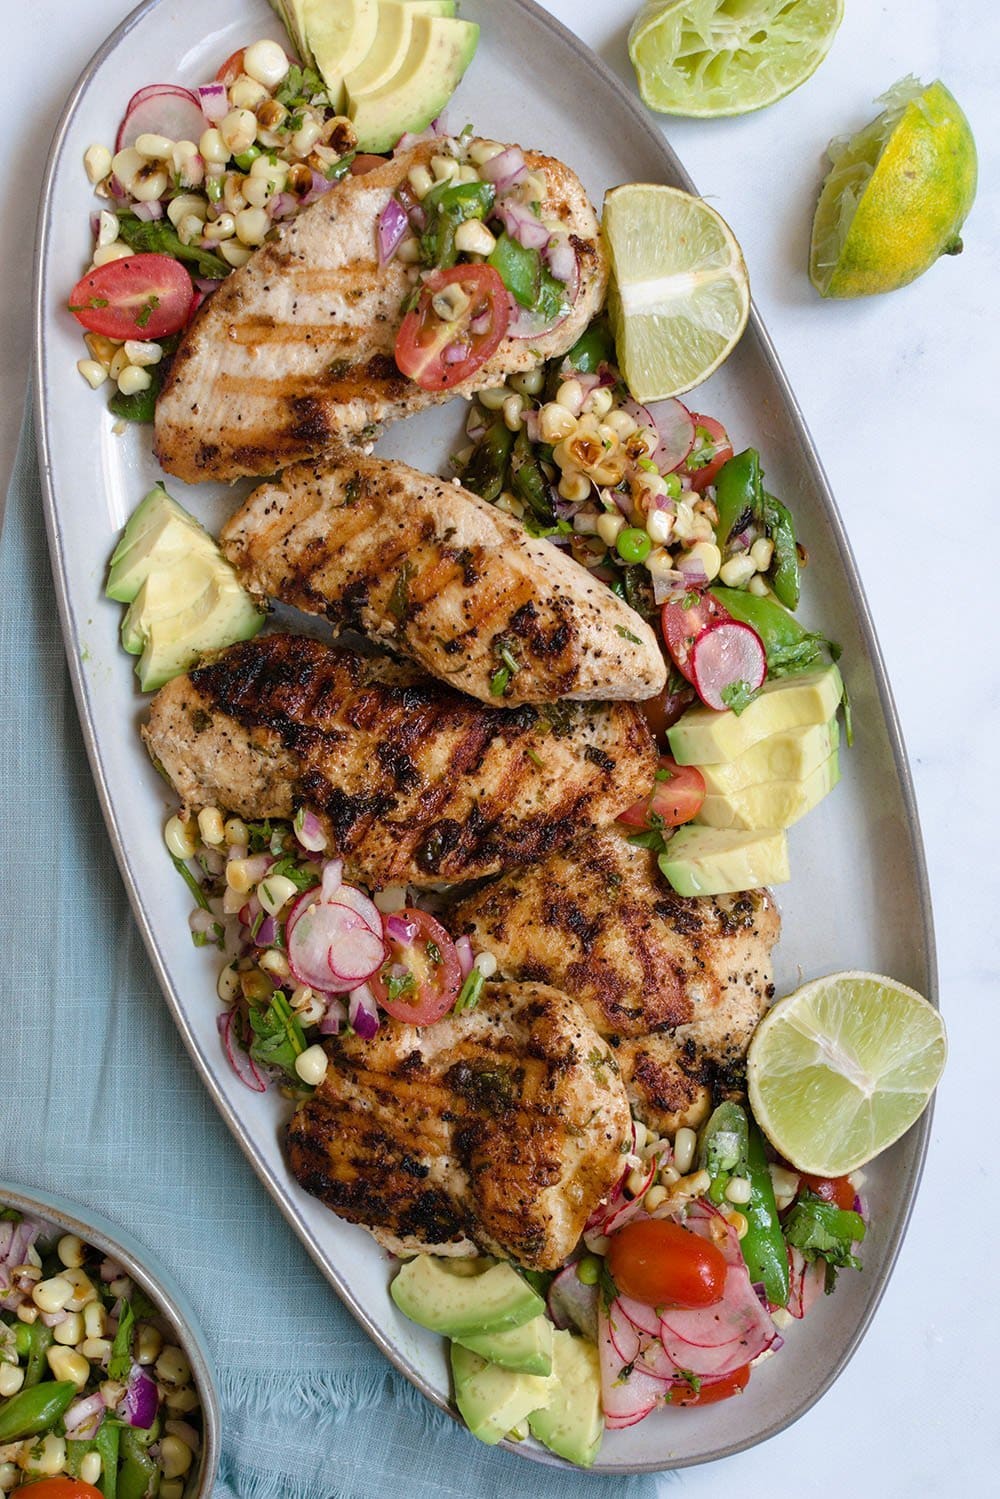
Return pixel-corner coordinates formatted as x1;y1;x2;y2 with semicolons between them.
810;78;978;297
629;0;844;119
747;970;947;1177
604;183;750;403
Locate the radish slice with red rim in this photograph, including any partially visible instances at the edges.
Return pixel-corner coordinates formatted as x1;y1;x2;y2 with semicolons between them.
286;883;385;994
690;619;767;712
116;85;208;154
598;1302;669;1429
623;397;695;473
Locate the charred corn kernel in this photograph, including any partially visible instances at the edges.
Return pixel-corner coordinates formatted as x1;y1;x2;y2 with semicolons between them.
582;386;614;418
77;360;107;389
53;1312;84;1346
725;1175;753;1205
32;1276;73;1314
217;964;241;1004
396;236;422;264
625;1167;649;1197
478;386;508;411
159;1435;194;1481
680;1169;711;1198
161;1483;185;1499
199;128;229;165
100;1379;126;1407
596;512;625;548
659;1163;681;1186
96;210;119;247
117;365;152;397
769;1164;800;1210
79;1453;103;1486
672;1127;697;1174
83;1302;107;1339
230;74;270;111
474;951;498;978
693;494;719;522
255;96;289;133
643;1184;669;1212
165;1384;201;1414
243;37;290;88
172;140;205;187
430;153;459;183
203;213;236;242
259;950;291;981
155;1346;191;1388
223;817;249;846
0;1366;24;1398
223;172;247;214
80;1336;112;1363
220;108;258;156
84;143;112;183
677;540;721;582
196;806;224;846
726;1209;749;1239
372;886;407;915
431;283;469;321
62;1269;97;1311
23;1433;67;1476
453;218;497;257
135;1323;163;1365
225;858;256;893
92;242;132;268
135;132;174;160
235;207;269;246
468;139;504;165
84;332;120;363
719;554;756;589
47;1347;89;1390
558;470;592;503
646;508;675;545
111;146;144;191
555;378;584;416
603;408;637;439
165;815;197;860
131;166;169;202
502;393;525;432
509;368;545;398
295;1045;329;1087
258;874;298;915
220;241;253;268
407;163;434;200
747;574;770;597
750;537;774;571
539;402;576;443
123;339;162;369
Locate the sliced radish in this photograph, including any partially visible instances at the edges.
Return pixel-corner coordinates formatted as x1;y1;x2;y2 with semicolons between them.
606;1302;642;1366
624;397;695;473
116;85;208;153
547;1264;598;1343
690;620;767;712
286;883;385;994
615;1295;660;1339
786;1247;826;1319
598;1302;668;1429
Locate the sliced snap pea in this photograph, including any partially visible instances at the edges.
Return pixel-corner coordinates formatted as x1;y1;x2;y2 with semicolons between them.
741;1117;791;1308
697;1100;749;1204
462;418;514;504
22;1320;55;1388
0;1378;77;1441
118;1428;159;1499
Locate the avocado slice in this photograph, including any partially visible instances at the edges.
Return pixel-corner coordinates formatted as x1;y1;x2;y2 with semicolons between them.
120;555;221;655
528;1330;604;1468
659;826;790;897
347;15;479;153
455;1314;553;1376
451;1343;551;1447
106;485;218;603
695;749;841;831
136;577;264;692
299;0;380;111
391;1256;544;1339
343;1;456;99
667;663;844;767
698;717;840;795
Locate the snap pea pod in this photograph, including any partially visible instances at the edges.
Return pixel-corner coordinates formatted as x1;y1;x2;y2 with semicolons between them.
21;1320;55;1388
741;1117;790;1308
562;319;614;374
421;180;495;268
760;491;800;609
709;586;829;677
712;449;801;608
118;1427;160;1499
509;429;554;527
0;1378;77;1441
488;231;541;309
697;1100;749;1205
97;1420;122;1499
462;419;514;504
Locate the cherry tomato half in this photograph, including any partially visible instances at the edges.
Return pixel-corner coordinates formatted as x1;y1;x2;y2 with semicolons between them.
660;591;732;684
215;48;247;87
68;254;195;340
369;908;462;1025
608;1219;728;1309
682;415;733;493
800;1173;856;1211
395;264;510;391
19;1482;104;1499
670;1363;751;1406
617;755;705;831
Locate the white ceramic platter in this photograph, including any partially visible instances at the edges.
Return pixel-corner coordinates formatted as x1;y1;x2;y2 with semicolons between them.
34;0;937;1472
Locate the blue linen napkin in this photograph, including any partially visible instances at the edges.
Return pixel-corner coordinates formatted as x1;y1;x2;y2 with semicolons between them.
0;404;663;1499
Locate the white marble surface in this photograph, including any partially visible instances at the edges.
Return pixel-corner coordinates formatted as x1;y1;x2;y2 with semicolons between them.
4;0;999;1492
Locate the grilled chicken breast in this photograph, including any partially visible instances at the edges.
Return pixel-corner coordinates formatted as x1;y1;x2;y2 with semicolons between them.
451;831;780;1132
154;141;606;483
287;981;631;1269
220;451;666;704
142;634;656;888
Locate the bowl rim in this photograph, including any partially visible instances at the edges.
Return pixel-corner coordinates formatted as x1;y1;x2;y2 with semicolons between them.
0;1178;220;1497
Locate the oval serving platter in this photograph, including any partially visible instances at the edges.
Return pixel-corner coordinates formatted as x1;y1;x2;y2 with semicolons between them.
33;0;937;1472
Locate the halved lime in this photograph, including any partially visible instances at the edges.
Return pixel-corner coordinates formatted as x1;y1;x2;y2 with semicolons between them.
747;971;946;1176
629;0;844;118
810;76;978;298
603;183;750;403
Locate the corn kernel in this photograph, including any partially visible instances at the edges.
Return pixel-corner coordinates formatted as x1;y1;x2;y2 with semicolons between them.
53;1312;84;1346
725;1175;753;1205
23;1433;67;1476
131;167;169;202
557;469;591;503
677;540;722;583
195;806;224;846
259;950;291;980
16;1303;38;1324
643;1184;669;1212
224;817;249;846
164;814;197;860
123;340;162;369
430;153;459;183
161;1483;186;1499
501;393;525;432
646;508;674;545
467;139;504;166
222;172;247;214
243;38;290;88
0;1365;24;1397
539;402;576;444
726;1209;749;1239
136;1322;163;1366
295;1044;329;1087
219;241;253;268
229;74;270;111
77;360;107;390
165;1384;201;1414
474;951;498;978
249;155;287;188
173;140;205;187
672;1127;697;1174
747;574;770;597
62;1268;97;1311
80;1336;112;1362
555;378;584;417
603;408;637;439
750;537;774;571
769;1164;800;1211
91;243;133;268
155;1346;191;1388
111;147;144;192
135;132;174;161
582;386;614;418
203;212;236;242
258;873;298;915
80;1453;103;1486
85;332;120;364
477;386;508;411
84;144;113;183
719;554;756;589
290;116;323;156
220;109;258;156
199;128;229;165
46;1346;90;1390
596;512;625;548
453;219;496;257
83;1302;107;1339
508;368;544;398
32;1276;73;1314
96;210;119;247
0;1465;21;1491
166;190;207;229
625;1167;648;1197
235;206;269;246
659;1163;681;1186
396;236;422;264
116;365;152;397
159;1435;194;1481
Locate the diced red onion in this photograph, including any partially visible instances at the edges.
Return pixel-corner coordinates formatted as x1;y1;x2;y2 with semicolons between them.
454;934;474;980
495;198;549;251
406;202;427;233
191;276;221;298
546;236;577;284
118;1364;159;1429
443;341;470;364
679;558;708;586
100;1257;124;1284
319;997;347;1035
652;570;687;607
189;908;218;937
469;309;491;336
377;197;409;266
131;200;163;222
295;808;328;854
348;983;380;1040
65;1392;106;1436
217;1010;267;1093
385;913;418;946
573;511;599;536
254;914;278;948
479;146;526;192
320;859;344;901
301;169;335;206
197;82;229;122
523;408;542;443
268;192;296;220
40;1310;68;1328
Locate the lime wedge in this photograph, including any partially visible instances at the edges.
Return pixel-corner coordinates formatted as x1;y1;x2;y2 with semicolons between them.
629;0;844;118
747;971;947;1176
603;183;749;403
810;76;978;298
